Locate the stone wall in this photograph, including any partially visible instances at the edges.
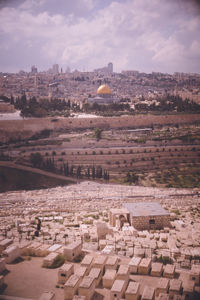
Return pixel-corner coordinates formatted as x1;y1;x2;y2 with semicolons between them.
131;215;170;231
0;113;200;143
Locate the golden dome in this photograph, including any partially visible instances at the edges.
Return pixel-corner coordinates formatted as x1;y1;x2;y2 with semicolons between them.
97;84;111;95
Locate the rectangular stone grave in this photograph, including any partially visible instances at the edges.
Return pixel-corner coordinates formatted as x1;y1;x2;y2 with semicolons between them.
2;245;20;263
117;264;130;281
81;255;94;274
155;278;169;296
64;241;82;262
110;279;127;300
74;266;88;279
38;291;55;300
26;242;41;256
88;267;102;287
105;256;118;270
92;255;107;271
129;257;141;274
35;244;50;257
151;262;163;277
64;274;81;300
163;264;175;279
43;252;59;268
169;279;182;299
125;281;140;300
58;263;74;284
138;258;151;275
0;275;4;288
0;239;13;254
48;244;62;253
141;286;155;300
158;293;170;300
190;264;200;285
103;269;116;289
78;276;95;300
0;258;6;274
182;280;195;300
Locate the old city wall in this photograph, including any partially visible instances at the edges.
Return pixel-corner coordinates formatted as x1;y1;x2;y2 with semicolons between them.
0;114;199;142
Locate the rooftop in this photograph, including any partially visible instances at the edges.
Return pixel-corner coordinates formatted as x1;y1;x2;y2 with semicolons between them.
124;202;169;217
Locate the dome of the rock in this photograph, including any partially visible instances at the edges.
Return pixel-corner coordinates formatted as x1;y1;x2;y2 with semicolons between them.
97;84;111;95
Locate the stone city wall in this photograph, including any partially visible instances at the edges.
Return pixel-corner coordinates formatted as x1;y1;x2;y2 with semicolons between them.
0;113;200;142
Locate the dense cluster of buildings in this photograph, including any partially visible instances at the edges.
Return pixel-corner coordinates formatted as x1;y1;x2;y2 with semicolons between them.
0;63;200;109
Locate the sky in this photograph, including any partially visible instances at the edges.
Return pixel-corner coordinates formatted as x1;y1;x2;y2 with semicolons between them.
0;0;200;74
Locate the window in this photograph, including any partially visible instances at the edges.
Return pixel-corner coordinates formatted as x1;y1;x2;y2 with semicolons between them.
149;219;155;224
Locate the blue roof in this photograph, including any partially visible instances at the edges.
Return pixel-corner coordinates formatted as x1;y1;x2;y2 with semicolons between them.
124;202;169;217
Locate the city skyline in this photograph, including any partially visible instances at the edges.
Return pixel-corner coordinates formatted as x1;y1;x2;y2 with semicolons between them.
0;0;200;74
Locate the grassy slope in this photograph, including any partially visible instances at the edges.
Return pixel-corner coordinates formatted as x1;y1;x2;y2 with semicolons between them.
0;166;73;192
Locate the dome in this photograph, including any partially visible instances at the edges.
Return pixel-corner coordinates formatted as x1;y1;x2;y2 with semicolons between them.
97;84;111;95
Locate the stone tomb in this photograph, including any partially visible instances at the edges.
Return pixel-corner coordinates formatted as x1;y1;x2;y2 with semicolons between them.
2;245;20;263
26;242;41;256
72;296;86;300
158;294;170;300
110;279;127;300
125;281;140;300
58;263;74;284
0;239;13;254
92;255;107;272
105;256;118;270
129;257;141;274
163;264;175;279
155;278;169;296
141;286;155;300
38;291;55;300
48;244;62;253
88;267;102;287
35;244;50;257
182;280;195;300
138;258;151;275
190;264;200;285
43;252;59;268
173;295;186;300
78;276;96;300
64;241;82;262
116;264;130;281
151;262;163;277
64;274;81;300
169;279;182;299
102;269;116;289
81;255;94;274
74;266;88;279
0;258;6;274
0;275;4;289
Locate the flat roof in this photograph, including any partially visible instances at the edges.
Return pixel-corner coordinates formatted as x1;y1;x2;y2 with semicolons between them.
124;202;169;217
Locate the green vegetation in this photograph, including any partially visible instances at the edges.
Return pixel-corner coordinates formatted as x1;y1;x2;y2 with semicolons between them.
14;94;71;118
94;128;103;141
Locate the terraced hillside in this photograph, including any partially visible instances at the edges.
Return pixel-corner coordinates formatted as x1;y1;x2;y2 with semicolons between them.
1;117;200;189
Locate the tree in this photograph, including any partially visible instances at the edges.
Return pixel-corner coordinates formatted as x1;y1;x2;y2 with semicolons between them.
30;152;43;168
94;128;103;141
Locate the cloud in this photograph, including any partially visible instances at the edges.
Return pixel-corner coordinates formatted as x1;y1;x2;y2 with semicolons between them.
0;0;199;73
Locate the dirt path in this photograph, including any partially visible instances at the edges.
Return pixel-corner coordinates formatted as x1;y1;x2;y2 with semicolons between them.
2;257;63;299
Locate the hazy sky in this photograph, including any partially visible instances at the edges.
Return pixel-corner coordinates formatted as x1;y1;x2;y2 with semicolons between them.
0;0;200;73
